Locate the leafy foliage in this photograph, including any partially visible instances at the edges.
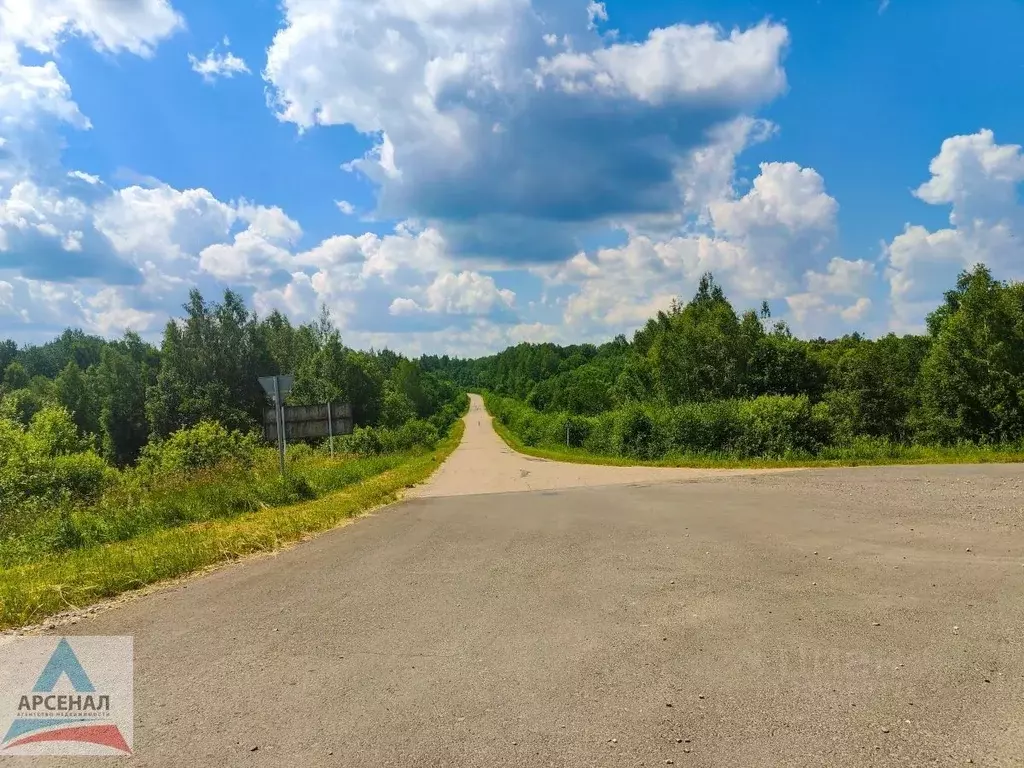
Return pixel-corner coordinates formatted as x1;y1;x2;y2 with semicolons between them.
0;290;468;569
455;265;1024;459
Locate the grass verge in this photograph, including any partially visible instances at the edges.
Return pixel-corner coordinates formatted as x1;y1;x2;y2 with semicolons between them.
485;401;1024;470
0;420;464;631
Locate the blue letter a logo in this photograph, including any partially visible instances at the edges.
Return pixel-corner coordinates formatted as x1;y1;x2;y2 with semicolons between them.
33;639;95;693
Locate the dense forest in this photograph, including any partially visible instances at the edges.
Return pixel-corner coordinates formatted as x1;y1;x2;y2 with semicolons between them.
0;289;466;570
433;265;1024;461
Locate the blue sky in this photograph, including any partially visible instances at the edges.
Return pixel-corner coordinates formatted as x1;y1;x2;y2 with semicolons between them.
1;0;1023;355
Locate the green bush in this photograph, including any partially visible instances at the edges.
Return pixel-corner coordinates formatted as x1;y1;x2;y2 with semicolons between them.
27;406;89;456
733;395;821;458
41;452;109;504
397;419;440;451
141;420;260;474
428;394;469;435
339;426;396;455
0;401;464;568
582;412;616;455
338;419;442;455
612;405;667;460
665;400;740;454
286;442;315;462
0;407;109;513
486;392;840;461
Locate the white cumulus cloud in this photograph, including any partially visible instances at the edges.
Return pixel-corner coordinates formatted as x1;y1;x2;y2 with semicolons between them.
0;0;183;56
884;129;1024;331
265;0;790;262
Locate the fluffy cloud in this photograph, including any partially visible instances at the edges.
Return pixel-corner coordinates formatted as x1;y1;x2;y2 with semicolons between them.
94;185;237;266
0;278;14;314
283;227;521;327
0;0;183;56
884;130;1024;331
390;270;515;315
710;162;836;238
0;178;142;283
536;22;787;105
805;258;876;296
786;293;872;328
0;41;89;134
189;38;251;82
265;0;789;261
538;158;847;336
197;204;303;283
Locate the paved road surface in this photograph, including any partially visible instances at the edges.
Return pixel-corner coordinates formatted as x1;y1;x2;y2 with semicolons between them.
7;396;1024;766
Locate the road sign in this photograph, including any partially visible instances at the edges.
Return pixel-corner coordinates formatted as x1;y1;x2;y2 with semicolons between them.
263;402;354;442
259;375;294;402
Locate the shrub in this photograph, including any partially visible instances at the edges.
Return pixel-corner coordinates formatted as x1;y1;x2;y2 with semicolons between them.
733;395;820;458
397;419;440;451
0;409;109;516
141;421;260;474
42;452;109;504
665;400;740;454
339;426;397;456
612;404;667;460
28;406;88;456
565;414;593;448
487;392;841;461
582;412;616;455
286;442;315;462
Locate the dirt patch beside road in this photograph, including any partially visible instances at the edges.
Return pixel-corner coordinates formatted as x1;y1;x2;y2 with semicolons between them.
412;394;794;498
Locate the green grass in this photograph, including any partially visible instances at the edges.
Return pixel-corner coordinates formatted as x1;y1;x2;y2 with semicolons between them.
0;421;464;630
0;451;418;570
486;402;1024;470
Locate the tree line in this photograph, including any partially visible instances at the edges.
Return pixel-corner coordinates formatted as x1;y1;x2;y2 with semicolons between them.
435;265;1024;450
1;289;463;466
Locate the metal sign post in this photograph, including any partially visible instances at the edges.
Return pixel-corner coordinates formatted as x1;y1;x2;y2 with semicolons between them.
259;374;295;477
327;401;335;458
274;377;285;475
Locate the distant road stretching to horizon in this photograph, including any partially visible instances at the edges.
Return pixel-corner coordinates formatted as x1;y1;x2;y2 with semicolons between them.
11;396;1024;766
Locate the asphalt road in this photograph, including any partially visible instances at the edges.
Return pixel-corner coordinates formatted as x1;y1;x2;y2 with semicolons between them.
8;397;1024;766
